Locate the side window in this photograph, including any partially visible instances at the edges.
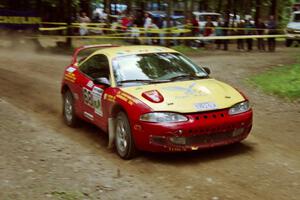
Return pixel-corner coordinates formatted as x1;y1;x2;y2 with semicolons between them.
79;54;110;79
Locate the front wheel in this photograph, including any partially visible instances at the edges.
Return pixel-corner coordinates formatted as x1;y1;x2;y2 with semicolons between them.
63;90;79;127
115;112;137;159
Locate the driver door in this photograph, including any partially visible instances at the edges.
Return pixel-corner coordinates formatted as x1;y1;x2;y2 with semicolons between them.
77;54;110;128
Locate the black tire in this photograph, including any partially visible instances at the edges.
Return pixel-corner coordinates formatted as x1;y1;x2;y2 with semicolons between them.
286;39;293;47
63;90;79;127
115;112;137;159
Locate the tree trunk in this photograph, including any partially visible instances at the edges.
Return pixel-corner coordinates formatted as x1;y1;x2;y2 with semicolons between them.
255;0;261;24
104;0;111;14
225;0;232;24
217;0;223;13
270;0;278;20
65;0;72;48
126;0;132;14
80;0;91;16
184;0;189;20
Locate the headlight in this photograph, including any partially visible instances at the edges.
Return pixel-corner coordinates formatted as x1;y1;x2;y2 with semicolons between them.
228;101;251;115
140;112;188;123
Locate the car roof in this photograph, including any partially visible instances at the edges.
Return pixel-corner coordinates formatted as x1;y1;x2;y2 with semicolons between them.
93;45;178;58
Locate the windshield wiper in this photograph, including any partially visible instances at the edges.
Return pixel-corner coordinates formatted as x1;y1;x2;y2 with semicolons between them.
118;79;170;85
169;74;208;81
118;79;152;84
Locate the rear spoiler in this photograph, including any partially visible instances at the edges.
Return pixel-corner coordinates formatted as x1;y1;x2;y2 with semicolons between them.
71;44;120;65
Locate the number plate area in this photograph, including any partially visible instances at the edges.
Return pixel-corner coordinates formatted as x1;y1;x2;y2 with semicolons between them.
194;102;218;111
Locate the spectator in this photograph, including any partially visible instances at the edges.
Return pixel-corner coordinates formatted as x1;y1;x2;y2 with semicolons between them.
215;18;224;50
237;20;245;51
215;18;229;50
204;17;215;36
204;17;215;48
121;14;131;31
191;16;199;36
92;13;103;35
222;17;229;51
267;15;277;52
130;23;140;44
159;17;167;46
245;18;255;51
144;13;152;45
78;12;91;36
256;18;266;51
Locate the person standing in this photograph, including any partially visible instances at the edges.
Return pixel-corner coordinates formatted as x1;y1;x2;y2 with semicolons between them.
267;15;277;52
78;12;91;36
237;20;245;51
256;18;266;51
245;19;255;51
222;17;229;51
204;17;215;49
144;13;152;45
215;18;224;50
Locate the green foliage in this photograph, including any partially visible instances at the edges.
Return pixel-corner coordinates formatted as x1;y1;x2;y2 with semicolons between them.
249;57;300;100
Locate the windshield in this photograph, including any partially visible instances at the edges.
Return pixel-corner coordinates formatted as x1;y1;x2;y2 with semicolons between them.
293;14;300;22
112;53;208;86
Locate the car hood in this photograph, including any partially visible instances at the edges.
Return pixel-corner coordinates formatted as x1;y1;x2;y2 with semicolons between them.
121;79;245;113
287;22;300;30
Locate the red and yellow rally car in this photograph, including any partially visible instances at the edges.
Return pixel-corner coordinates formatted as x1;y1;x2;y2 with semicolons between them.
61;45;253;159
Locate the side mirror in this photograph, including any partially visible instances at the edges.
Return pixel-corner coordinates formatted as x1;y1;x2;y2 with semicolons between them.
203;67;211;75
93;77;111;87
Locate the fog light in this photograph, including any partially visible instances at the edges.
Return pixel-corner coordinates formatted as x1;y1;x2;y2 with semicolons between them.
170;137;186;145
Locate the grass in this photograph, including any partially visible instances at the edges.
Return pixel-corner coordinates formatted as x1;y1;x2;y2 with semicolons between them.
249;57;300;100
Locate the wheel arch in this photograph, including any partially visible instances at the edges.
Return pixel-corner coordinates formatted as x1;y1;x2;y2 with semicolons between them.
61;84;71;94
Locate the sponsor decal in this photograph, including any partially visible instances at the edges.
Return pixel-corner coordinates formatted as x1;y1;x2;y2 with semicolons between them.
92;87;104;116
66;67;76;73
104;94;116;103
168;147;187;152
64;72;76;83
116;91;138;105
83;112;94;121
87;80;94;88
83;87;93;106
194;102;218;111
83;87;104;116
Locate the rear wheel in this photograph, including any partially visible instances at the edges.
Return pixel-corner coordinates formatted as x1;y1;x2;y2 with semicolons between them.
286;39;293;47
115;112;137;159
63;90;78;127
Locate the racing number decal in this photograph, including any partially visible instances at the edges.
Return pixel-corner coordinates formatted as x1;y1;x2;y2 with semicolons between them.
82;87;104;116
83;88;93;106
92;87;103;116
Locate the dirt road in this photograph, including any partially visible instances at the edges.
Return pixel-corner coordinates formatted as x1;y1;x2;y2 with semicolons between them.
0;46;299;200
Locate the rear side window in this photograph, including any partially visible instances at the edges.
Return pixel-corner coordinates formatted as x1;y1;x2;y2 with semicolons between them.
79;54;110;79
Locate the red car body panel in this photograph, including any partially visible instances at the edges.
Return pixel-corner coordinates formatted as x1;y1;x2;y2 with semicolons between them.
61;45;253;153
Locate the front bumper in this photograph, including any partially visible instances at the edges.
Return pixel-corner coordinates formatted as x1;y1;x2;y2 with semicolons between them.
133;109;253;152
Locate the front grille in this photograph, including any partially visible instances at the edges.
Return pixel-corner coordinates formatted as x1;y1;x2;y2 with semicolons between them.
186;131;236;145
